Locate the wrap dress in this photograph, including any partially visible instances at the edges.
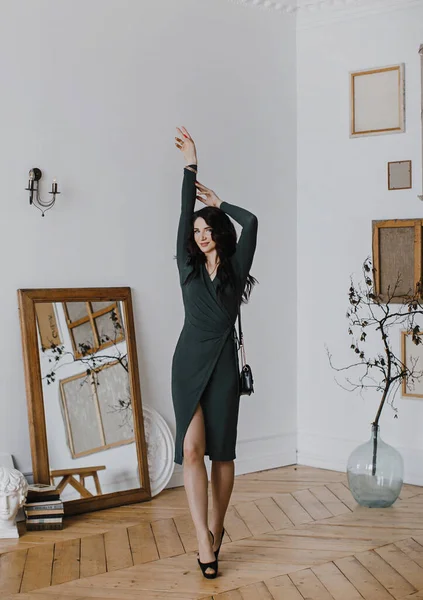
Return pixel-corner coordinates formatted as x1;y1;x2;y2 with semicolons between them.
172;166;258;465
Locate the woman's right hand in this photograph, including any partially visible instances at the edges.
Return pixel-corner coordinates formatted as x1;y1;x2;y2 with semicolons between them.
175;126;197;166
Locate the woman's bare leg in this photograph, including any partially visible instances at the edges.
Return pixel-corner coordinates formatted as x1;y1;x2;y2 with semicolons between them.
183;404;215;573
210;460;235;553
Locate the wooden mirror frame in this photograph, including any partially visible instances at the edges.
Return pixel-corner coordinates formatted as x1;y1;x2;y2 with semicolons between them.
18;287;151;515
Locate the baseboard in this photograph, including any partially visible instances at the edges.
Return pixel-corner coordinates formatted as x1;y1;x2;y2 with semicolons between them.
166;432;297;489
394;445;423;487
298;431;423;486
297;431;354;475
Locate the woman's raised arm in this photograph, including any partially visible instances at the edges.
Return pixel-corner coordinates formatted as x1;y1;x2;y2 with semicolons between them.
175;127;198;271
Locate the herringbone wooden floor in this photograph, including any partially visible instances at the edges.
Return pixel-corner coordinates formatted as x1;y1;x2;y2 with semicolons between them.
2;465;423;599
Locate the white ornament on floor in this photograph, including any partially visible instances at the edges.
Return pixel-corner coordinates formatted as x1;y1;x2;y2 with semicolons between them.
143;405;175;496
0;467;28;538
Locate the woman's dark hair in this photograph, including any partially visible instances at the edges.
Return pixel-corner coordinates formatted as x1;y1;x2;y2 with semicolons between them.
185;206;257;303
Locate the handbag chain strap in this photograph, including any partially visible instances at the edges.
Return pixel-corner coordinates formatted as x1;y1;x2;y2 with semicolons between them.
237;305;247;368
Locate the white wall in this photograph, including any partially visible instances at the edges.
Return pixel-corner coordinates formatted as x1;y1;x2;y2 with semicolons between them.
0;0;297;483
297;2;423;483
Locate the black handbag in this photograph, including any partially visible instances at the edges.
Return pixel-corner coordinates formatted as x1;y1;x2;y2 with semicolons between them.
237;306;254;396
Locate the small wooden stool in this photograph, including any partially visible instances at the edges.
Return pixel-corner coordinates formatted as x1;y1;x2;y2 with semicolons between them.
50;465;106;498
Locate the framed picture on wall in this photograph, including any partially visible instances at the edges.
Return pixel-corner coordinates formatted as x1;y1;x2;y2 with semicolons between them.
350;64;405;137
401;331;423;398
372;218;422;303
388;160;412;190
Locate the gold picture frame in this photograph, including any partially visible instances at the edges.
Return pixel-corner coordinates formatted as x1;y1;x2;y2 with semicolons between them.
401;330;423;398
372;219;422;303
350;64;405;137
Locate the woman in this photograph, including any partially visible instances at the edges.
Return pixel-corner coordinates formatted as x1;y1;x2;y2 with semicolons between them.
172;126;258;578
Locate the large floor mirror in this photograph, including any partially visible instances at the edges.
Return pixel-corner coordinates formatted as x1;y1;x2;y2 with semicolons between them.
18;287;151;515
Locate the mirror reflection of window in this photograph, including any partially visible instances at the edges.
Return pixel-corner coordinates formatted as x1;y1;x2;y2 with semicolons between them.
63;301;125;358
60;361;134;458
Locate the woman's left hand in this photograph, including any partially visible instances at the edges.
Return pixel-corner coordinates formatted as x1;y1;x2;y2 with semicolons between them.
195;181;222;209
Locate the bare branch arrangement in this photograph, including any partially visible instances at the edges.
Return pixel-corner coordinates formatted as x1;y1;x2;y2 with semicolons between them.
327;257;423;472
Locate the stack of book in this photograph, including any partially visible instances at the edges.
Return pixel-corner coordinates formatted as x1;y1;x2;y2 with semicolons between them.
24;483;64;531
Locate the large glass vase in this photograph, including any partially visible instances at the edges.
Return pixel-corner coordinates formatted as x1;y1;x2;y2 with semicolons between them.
347;424;403;508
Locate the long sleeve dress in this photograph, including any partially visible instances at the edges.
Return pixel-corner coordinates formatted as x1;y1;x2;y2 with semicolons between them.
171;166;258;465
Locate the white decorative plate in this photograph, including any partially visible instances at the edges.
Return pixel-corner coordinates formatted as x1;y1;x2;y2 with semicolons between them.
143;405;175;496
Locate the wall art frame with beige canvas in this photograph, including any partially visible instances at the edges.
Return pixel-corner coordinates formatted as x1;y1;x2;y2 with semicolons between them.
402;330;423;398
388;160;412;191
350;64;405;138
18;287;151;515
372;218;422;303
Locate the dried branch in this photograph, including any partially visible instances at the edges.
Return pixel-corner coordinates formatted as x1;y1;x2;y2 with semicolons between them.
328;257;423;426
42;309;128;385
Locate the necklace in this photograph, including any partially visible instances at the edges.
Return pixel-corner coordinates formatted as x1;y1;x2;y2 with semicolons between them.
206;261;219;277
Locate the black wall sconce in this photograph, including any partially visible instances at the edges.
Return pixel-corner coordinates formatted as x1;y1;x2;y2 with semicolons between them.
25;168;60;217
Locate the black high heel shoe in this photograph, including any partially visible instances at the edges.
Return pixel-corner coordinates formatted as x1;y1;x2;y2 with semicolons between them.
197;531;218;579
211;528;225;559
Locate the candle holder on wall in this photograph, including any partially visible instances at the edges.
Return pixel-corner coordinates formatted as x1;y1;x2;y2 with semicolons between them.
25;168;60;217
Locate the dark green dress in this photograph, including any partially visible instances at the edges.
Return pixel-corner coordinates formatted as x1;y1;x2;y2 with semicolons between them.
172;166;258;465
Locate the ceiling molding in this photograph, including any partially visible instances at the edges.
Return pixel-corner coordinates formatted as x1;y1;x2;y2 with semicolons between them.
228;0;296;14
228;0;423;28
